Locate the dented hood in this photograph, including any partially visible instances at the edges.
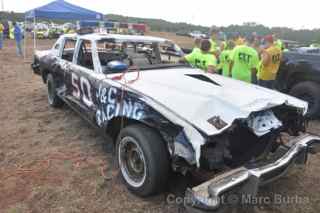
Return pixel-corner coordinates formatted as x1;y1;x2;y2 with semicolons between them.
115;68;308;136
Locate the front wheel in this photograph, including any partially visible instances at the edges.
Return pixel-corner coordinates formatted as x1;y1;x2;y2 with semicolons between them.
116;124;170;197
289;81;320;118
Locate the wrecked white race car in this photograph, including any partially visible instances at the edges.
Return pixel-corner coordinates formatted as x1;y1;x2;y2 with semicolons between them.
32;33;320;212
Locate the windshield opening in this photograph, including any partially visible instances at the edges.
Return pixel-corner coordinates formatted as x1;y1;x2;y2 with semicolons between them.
96;39;184;73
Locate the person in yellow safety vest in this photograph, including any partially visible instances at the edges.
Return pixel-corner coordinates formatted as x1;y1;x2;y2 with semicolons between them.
229;36;260;83
273;33;284;51
275;39;284;51
180;39;217;74
219;40;227;52
209;27;219;57
64;27;75;34
68;29;76;34
257;35;282;89
9;23;14;40
63;27;69;34
186;38;202;66
218;40;235;77
191;38;201;54
234;32;245;46
239;37;246;45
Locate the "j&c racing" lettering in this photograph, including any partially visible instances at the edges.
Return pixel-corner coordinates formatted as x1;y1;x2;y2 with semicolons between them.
95;86;144;126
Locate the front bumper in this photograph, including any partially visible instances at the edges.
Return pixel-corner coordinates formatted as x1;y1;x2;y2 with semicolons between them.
185;134;320;212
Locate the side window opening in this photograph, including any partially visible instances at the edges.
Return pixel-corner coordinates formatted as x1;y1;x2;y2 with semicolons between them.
62;39;76;62
96;40;160;73
96;40;132;71
77;40;94;70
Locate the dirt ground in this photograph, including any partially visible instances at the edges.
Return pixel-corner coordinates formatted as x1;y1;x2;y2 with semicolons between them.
0;33;319;213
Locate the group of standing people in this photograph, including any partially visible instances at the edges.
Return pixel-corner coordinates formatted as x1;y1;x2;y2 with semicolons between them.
0;20;24;56
181;27;283;89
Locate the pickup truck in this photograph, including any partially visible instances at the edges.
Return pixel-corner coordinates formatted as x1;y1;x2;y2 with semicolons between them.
276;51;320;118
32;33;320;213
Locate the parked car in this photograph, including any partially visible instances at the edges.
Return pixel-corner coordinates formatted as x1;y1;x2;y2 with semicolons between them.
32;33;320;213
176;31;191;37
189;31;207;39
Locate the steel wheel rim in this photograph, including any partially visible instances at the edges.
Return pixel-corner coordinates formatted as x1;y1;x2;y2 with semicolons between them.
118;136;147;188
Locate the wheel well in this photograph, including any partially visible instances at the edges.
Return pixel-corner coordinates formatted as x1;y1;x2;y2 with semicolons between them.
106;117;160;144
287;72;320;91
107;117;192;172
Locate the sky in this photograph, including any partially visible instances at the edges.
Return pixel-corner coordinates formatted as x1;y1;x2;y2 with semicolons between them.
1;0;319;30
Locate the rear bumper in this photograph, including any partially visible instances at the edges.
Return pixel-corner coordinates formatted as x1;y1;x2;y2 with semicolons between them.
185;133;320;212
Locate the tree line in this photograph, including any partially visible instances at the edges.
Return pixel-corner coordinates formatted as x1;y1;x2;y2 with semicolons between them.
1;12;319;45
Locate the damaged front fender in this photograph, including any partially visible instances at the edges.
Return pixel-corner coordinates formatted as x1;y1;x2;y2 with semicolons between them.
95;82;204;167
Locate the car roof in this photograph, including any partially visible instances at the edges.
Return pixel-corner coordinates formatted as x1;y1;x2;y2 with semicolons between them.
61;33;172;44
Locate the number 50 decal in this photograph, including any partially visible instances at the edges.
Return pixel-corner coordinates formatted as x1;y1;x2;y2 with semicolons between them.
71;73;93;107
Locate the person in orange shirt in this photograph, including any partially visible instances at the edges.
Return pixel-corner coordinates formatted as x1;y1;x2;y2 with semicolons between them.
257;35;282;89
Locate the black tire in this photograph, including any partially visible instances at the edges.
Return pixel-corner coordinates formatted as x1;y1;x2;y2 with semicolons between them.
47;73;64;108
116;124;170;197
289;81;320;118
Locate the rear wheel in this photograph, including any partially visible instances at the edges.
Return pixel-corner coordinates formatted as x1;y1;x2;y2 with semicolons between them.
289;81;320;118
116;124;170;197
47;73;64;108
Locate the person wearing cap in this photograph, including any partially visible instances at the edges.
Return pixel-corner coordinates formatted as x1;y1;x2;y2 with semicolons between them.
209;27;219;56
218;40;235;77
229;36;259;83
0;21;4;50
181;39;217;73
257;35;282;89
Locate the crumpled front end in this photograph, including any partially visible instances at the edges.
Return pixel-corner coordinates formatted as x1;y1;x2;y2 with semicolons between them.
184;134;320;213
